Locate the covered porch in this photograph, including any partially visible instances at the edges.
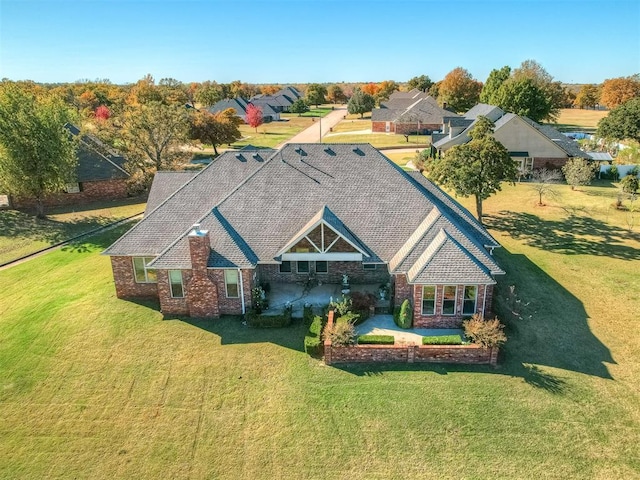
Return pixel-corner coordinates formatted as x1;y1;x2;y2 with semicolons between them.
264;283;391;317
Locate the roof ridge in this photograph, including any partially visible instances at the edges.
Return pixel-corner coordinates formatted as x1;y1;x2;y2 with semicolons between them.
388;206;441;272
407;229;448;281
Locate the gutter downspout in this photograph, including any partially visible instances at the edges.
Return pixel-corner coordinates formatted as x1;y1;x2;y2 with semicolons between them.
482;284;487;319
238;268;246;315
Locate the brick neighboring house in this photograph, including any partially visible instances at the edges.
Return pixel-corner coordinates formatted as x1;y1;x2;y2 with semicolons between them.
432;104;590;172
103;143;504;328
9;124;130;209
372;89;458;134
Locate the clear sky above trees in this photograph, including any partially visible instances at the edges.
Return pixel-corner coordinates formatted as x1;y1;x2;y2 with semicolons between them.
1;0;637;84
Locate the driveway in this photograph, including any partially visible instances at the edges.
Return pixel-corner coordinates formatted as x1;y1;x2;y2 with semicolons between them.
278;107;347;147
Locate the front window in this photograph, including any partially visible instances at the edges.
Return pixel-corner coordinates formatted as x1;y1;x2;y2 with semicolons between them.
279;261;291;273
297;261;309;274
315;261;328;274
224;270;239;298
363;264;376;270
169;270;184;298
422;285;435;315
442;286;457;315
133;257;157;283
463;286;477;315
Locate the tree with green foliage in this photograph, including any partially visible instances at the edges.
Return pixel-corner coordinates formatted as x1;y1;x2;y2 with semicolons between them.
305;83;327;107
562;158;596;190
189;108;242;155
511;60;564;120
289;98;309;116
438;67;482;112
429;116;517;221
347;88;375;118
574;84;599;109
480;66;511;104
597;98;640;143
116;101;191;190
194;81;224;107
620;174;639;194
326;84;346;104
0;82;78;218
407;74;433;92
396;299;413;329
493;77;551;123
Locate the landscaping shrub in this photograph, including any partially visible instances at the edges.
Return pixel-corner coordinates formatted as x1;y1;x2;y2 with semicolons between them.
351;291;377;322
463;315;506;348
422;335;463;345
304;314;324;356
395;299;413;329
329;295;352;316
357;335;395;345
246;307;292;328
251;286;268;314
323;320;356;346
303;305;314;325
336;311;360;325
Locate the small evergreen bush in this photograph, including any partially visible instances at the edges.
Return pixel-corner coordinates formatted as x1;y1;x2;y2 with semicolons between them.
304;315;324;356
395;299;413;329
422;335;463;345
357;335;395;345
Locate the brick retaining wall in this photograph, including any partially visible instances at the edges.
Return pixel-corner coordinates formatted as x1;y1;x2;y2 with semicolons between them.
12;179;129;209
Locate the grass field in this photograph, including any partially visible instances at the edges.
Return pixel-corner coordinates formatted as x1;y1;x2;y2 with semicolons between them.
0;180;639;478
550;108;609;132
231;116;314;149
324;132;429;148
0;197;146;265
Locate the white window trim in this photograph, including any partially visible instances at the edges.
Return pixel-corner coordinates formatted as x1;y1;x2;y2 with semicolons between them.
442;285;458;316
169;270;184;298
133;257;156;283
421;285;436;316
462;285;478;315
297;260;310;274
224;270;239;298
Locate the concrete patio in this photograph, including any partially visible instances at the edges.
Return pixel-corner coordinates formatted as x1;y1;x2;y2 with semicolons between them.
356;315;465;345
265;283;389;317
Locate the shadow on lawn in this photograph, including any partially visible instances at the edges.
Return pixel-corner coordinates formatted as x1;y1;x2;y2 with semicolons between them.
485;210;640;260
335;247;614;393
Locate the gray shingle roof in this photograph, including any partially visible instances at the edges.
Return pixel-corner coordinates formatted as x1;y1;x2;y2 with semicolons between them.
519;117;589;158
104;143;502;283
208;99;248;116
464;104;504;121
373;97;459;125
145;171;198;215
65;124;129;182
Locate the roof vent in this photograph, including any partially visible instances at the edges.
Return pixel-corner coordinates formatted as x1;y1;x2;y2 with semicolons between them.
235;153;246;162
324;147;335;156
352;147;364;156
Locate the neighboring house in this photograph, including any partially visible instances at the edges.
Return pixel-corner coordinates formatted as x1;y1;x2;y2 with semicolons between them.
208;98;279;122
372;92;458;134
432;104;589;172
276;86;303;100
250;94;294;114
103;143;504;328
9;124;130;209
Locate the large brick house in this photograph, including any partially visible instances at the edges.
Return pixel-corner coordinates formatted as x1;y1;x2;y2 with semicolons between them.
103;143;504;328
372;89;458;134
432;104;589;172
9;124;130;209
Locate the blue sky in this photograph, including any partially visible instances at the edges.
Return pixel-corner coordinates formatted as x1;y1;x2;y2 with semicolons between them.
1;0;639;85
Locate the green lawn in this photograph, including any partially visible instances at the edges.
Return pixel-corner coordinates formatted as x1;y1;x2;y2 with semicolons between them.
324;133;430;149
0;181;639;478
0;197;145;265
232;116;313;149
298;107;333;118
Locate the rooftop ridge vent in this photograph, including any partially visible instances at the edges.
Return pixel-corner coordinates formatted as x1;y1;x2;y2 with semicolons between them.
352;147;364;156
324;147;335;156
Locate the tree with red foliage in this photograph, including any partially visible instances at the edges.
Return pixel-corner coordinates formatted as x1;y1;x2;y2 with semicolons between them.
94;105;111;121
245;103;263;132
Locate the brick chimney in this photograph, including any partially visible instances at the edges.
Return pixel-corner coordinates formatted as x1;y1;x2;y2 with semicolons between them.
188;223;210;272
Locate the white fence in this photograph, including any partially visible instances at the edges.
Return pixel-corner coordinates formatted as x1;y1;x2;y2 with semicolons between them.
599;165;640;178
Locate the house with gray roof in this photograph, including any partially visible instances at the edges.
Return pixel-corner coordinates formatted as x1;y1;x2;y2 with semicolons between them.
103;143;504;328
209;97;280;122
433;104;589;173
10;124;130;209
372;95;459;135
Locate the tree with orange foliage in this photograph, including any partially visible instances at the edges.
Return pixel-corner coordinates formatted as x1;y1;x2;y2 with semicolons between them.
361;82;380;96
245;104;263;132
260;85;280;95
438;67;482;112
600;76;640;109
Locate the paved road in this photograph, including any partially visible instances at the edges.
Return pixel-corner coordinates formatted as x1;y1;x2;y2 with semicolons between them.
277;107;347;147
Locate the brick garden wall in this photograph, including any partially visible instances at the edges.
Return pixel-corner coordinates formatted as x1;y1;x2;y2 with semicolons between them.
12;179;129;209
323;311;498;366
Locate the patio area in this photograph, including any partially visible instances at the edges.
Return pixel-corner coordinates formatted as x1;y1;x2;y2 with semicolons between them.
356;315;465;346
265;283;389;317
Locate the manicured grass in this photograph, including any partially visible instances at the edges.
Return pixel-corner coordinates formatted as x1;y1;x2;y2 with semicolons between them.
384;151;420;166
1;181;639;478
231;116;313;149
0;197;146;265
329;118;371;133
299;107;333;118
323;133;429;149
549;108;609;132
